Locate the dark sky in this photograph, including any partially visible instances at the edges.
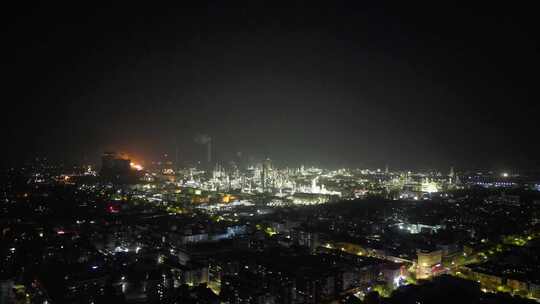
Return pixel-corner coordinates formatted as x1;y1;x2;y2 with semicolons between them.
4;2;539;169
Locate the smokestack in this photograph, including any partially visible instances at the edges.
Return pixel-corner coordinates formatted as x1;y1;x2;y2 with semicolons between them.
194;133;212;169
206;139;212;165
175;140;179;170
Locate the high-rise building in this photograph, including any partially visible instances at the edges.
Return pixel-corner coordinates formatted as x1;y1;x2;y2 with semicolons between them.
100;152;134;183
101;152;130;174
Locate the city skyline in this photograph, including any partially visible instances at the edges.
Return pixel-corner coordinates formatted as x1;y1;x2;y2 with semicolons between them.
2;145;540;303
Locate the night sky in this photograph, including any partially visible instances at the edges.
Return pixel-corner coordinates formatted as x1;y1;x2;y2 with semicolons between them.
4;3;539;169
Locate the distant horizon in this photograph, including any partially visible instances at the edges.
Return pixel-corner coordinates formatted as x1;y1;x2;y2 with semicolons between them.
3;153;538;175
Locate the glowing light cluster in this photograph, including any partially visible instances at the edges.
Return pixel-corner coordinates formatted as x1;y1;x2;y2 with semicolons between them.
130;162;143;171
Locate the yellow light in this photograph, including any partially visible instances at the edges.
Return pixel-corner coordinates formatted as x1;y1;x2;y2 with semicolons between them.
130;162;143;171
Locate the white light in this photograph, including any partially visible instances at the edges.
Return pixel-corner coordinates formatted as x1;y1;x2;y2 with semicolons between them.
130;162;143;171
